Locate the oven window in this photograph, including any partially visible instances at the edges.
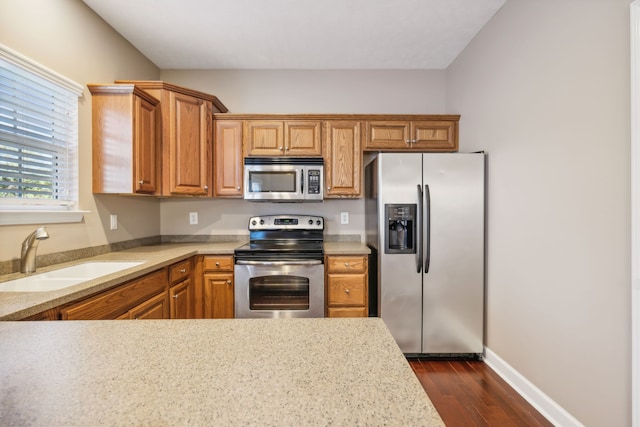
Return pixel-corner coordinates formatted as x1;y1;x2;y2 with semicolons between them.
248;171;296;193
249;275;309;310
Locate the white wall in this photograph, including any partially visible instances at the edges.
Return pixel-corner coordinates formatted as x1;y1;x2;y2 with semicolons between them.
0;0;160;262
446;0;631;425
158;69;447;238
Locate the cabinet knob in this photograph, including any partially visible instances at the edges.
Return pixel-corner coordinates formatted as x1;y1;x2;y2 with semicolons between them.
237;186;241;190
327;186;331;190
344;262;350;267
285;147;289;151
215;262;220;267
173;294;179;299
179;268;186;273
405;139;411;144
345;289;350;294
279;146;284;151
226;280;232;285
204;185;209;190
138;180;144;185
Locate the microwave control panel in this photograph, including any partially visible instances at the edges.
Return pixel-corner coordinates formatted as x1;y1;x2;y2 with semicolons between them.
307;170;321;194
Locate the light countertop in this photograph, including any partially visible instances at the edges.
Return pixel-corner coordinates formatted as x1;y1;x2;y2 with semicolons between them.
0;241;370;320
0;318;443;426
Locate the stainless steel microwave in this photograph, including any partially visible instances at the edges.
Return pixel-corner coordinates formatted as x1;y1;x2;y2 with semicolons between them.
243;157;324;202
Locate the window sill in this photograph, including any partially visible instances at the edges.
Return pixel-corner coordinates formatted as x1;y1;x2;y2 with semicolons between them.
0;210;89;226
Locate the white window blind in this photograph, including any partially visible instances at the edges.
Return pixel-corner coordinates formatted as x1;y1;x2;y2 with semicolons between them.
0;44;85;225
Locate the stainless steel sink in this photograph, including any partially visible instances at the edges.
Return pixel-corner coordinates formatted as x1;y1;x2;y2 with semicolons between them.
0;261;145;292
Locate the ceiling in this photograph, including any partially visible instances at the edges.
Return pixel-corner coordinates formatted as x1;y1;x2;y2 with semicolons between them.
82;0;506;70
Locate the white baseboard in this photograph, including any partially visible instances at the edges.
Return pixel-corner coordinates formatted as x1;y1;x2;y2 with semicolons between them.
483;347;584;427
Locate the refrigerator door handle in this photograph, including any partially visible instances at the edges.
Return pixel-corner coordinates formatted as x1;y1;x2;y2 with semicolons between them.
417;184;423;274
424;184;431;274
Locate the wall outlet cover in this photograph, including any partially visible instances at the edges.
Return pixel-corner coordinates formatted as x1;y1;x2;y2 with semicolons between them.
189;212;198;225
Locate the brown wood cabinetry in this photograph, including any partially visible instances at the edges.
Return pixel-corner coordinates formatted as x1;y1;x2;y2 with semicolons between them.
88;84;159;195
214;120;243;197
365;118;459;151
168;258;195;319
60;269;169;320
323;121;362;198
202;256;235;318
325;255;368;317
116;81;227;197
244;120;322;157
126;292;169;320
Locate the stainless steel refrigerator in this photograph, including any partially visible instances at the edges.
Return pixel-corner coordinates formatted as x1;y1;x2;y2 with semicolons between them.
365;152;485;355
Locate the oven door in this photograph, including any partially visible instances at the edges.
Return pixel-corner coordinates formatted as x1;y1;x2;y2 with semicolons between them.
234;260;325;318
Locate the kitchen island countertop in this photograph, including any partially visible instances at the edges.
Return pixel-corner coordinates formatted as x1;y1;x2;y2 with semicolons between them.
0;318;443;426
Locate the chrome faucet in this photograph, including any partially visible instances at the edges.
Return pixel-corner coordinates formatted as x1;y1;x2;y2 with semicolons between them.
21;227;49;274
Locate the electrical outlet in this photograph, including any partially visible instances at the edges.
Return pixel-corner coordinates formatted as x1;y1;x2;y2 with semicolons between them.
189;212;198;225
340;211;349;225
110;214;118;230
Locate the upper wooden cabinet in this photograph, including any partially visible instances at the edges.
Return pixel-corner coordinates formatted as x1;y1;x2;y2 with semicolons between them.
323;121;362;198
365;118;459;151
214;120;243;197
244;120;322;157
116;80;227;197
88;84;159;195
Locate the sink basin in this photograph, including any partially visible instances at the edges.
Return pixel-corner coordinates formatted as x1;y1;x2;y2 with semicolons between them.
0;261;145;292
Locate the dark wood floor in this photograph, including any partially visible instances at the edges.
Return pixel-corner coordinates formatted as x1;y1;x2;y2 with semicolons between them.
408;358;553;427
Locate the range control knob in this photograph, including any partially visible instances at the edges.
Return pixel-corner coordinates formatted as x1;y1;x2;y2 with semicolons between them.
316;220;321;226
251;220;257;226
259;219;265;225
308;219;313;225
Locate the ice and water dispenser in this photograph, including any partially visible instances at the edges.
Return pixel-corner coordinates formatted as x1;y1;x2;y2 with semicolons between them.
384;204;416;254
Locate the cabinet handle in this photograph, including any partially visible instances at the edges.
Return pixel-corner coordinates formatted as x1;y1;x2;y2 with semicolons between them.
345;289;350;294
179;268;186;273
226;280;232;285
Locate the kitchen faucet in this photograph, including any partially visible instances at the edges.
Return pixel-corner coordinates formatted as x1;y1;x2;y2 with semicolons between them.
21;227;49;274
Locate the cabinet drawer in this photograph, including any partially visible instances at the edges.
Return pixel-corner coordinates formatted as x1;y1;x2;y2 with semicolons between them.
203;256;234;272
327;307;367;318
326;256;367;273
169;259;192;284
327;274;366;306
61;269;168;320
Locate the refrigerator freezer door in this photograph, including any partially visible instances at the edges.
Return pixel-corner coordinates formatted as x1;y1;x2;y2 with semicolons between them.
377;153;423;353
421;153;485;354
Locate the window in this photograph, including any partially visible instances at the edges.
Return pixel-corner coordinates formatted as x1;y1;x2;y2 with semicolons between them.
0;44;85;225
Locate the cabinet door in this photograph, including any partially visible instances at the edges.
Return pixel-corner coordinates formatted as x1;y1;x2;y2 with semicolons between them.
134;95;158;194
128;292;169;320
411;120;458;151
245;121;284;156
365;121;411;150
323;121;362;198
203;273;234;318
214;120;243;197
170;278;194;319
284;121;322;156
167;91;212;196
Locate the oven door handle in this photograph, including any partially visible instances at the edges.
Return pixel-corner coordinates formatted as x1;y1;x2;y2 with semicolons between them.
235;260;323;266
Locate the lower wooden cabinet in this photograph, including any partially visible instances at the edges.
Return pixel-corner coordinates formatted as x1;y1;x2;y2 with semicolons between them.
325;255;368;317
168;258;195;319
60;268;169;320
126;292;169;320
202;256;235;318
